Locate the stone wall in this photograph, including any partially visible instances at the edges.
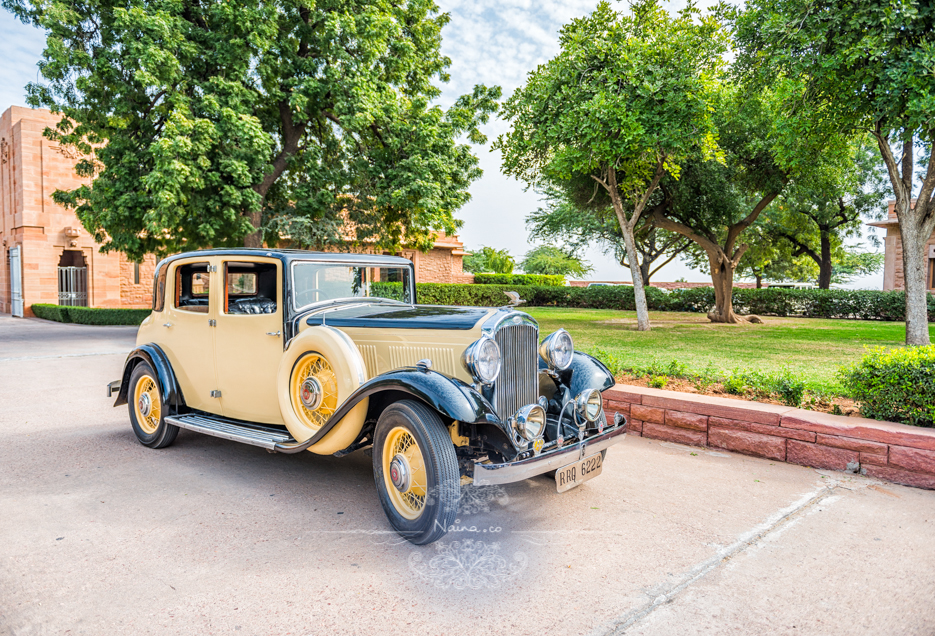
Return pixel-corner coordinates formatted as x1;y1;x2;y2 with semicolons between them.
603;385;935;490
119;254;158;308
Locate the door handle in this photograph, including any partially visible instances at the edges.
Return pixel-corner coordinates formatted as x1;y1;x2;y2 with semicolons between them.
163;322;173;328
266;331;281;336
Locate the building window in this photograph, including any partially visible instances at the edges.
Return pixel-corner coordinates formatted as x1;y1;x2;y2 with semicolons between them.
134;262;140;285
930;258;935;291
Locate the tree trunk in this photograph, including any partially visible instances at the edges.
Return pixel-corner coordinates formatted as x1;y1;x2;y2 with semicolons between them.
755;274;762;289
818;229;832;289
639;258;652;287
708;253;744;323
621;225;652;331
244;210;263;248
899;211;932;345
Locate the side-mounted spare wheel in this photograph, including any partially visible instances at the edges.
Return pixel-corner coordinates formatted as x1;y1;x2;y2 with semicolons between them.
373;400;460;545
277;326;369;455
128;361;179;448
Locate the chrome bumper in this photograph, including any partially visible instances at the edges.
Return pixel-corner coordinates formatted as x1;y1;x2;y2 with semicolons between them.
107;380;121;398
473;417;628;486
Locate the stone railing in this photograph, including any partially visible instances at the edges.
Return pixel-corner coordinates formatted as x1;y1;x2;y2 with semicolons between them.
602;385;935;490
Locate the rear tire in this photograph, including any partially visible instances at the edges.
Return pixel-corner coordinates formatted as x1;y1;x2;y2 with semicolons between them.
128;361;178;449
373;400;460;545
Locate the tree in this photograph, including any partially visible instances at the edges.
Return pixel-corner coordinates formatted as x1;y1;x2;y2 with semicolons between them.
495;0;728;331
763;140;888;288
520;246;592;277
733;0;935;343
4;0;499;261
463;246;515;274
527;186;693;286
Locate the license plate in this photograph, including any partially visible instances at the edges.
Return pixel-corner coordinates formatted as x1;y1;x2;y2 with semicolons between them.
555;452;603;493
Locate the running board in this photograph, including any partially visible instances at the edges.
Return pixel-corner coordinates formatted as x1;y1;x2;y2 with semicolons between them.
165;414;296;451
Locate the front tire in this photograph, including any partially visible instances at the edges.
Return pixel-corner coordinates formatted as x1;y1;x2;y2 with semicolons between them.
128;361;178;449
373;400;460;545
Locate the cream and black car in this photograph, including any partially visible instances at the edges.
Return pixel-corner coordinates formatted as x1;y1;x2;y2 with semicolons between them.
108;249;627;544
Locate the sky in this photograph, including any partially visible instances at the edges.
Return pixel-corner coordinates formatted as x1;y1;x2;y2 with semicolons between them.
0;3;885;288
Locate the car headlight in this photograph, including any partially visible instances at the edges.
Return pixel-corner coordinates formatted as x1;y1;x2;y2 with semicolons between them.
576;388;603;423
513;404;546;441
461;336;501;384
539;328;574;371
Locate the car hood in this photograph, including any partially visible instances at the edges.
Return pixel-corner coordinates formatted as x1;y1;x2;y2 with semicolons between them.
304;304;494;330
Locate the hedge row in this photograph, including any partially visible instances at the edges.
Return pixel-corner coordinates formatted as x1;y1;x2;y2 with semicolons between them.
472;273;565;287
416;284;935;321
31;304;151;325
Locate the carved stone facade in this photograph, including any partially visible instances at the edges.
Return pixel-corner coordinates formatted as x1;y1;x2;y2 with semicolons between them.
0;106;470;317
868;200;935;291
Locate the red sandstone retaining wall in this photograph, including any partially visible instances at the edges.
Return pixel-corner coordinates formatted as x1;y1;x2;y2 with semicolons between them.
602;385;935;490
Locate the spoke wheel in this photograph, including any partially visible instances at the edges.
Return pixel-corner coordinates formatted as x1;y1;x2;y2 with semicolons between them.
127;361;178;449
133;375;162;434
290;353;338;431
373;400;460;545
382;427;428;520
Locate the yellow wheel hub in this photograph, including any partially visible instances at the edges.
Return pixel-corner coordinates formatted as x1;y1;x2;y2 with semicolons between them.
133;375;161;434
383;427;427;520
290;353;338;431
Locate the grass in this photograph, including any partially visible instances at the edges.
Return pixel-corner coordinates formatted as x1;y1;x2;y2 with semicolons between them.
525;308;934;396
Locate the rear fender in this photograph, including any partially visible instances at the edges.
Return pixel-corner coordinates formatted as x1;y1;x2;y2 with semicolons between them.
114;344;186;412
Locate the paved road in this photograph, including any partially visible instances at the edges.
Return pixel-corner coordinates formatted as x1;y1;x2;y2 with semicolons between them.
1;316;934;636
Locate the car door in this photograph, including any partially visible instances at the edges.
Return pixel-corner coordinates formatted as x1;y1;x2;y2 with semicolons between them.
213;257;285;424
162;257;220;413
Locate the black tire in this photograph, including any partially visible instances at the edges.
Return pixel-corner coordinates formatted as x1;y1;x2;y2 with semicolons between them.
372;400;460;545
128;361;179;449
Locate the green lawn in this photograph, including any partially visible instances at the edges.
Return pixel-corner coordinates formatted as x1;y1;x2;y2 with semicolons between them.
525;308;932;391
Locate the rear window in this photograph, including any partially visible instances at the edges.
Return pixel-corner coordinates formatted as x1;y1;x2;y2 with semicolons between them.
152;263;167;312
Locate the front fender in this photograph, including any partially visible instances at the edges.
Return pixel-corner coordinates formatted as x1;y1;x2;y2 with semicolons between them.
113;344;185;412
540;351;615;396
274;367;501;454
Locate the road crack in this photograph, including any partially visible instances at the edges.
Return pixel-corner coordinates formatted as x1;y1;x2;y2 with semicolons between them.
598;479;844;635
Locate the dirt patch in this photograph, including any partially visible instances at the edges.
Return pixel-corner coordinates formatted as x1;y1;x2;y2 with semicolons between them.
616;373;862;417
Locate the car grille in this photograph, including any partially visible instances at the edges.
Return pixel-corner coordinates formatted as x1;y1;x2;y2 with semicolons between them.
493;322;539;420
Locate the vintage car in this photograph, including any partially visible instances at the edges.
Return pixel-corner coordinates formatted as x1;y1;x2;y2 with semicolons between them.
108;249;627;544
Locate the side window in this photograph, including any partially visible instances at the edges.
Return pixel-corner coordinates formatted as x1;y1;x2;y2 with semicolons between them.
152;263;167;312
174;262;212;313
224;261;278;315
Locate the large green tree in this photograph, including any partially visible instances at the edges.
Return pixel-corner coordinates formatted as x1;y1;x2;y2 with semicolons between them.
652;85;852;321
4;0;499;260
733;0;935;344
495;0;728;331
762;141;888;288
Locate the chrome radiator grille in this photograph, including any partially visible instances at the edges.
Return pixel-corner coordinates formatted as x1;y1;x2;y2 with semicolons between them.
493;322;539;420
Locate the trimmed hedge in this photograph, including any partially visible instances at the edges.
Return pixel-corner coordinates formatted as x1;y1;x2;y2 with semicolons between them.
415;283;935;321
31;303;73;322
31;304;150;325
840;345;935;427
473;273;565;287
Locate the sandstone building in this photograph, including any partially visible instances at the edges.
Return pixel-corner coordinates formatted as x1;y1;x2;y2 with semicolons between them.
868;200;935;291
0;106;470;317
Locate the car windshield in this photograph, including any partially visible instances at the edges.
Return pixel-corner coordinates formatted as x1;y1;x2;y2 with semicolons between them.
292;262;412;309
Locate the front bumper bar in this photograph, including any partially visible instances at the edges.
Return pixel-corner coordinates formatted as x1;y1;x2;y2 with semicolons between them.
473;416;628;486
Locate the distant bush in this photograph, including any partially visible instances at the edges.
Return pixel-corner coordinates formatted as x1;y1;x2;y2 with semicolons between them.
473;273;565;287
31;303;149;326
68;306;151;325
839;345;935;427
417;282;935;321
31;303;72;322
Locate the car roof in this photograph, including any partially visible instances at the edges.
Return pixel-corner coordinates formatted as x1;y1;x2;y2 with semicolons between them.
159;248;414;267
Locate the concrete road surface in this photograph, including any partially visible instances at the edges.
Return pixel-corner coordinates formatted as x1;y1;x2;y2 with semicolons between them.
1;315;934;636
